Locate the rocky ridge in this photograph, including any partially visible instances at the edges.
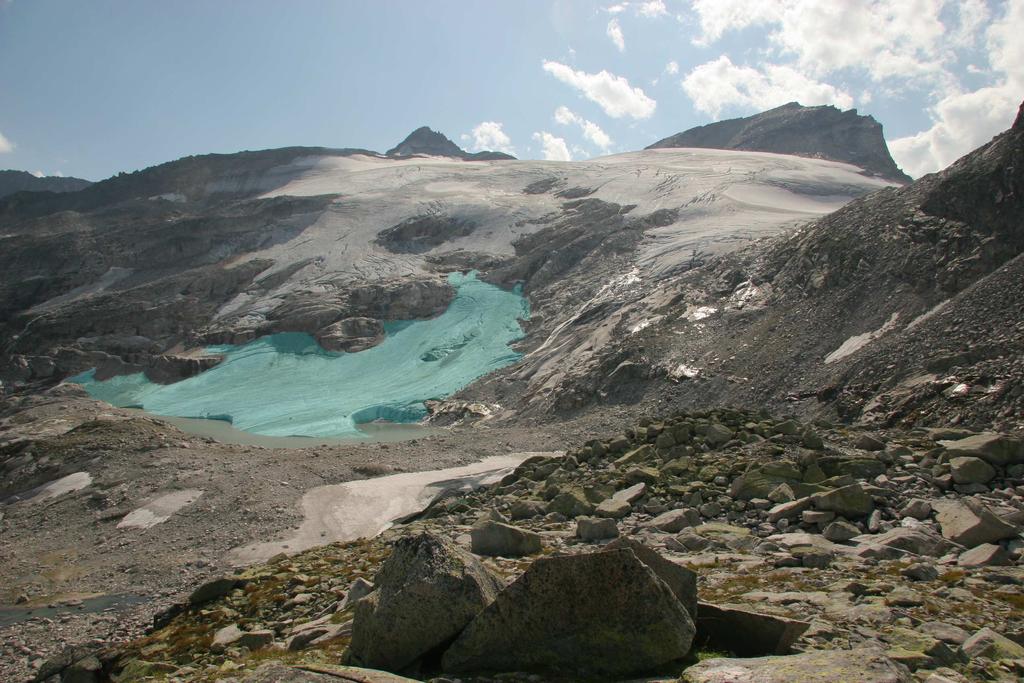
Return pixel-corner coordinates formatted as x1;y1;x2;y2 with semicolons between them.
385;127;515;161
32;408;1024;682
0;170;93;199
647;102;912;183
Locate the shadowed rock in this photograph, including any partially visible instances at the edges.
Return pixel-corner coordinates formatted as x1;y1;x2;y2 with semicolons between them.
348;533;504;671
442;548;695;678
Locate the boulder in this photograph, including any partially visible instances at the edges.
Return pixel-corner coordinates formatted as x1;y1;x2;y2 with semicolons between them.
470;520;542;557
810;483;874;518
509;499;546;520
957;543;1012;567
856;433;886;451
682;649;912;682
349;533;504;671
212;623;244;650
898;498;932;520
767;498;812;523
547;489;595;518
949;456;996;485
341;577;375;609
850;527;954;559
730;468;800;500
612;482;647;503
645;507;701;532
615;444;654;467
694;602;809;656
315;317;385;353
933;499;1019;548
442;548;695;678
703;423;734;446
822;519;860;542
939;432;1024;466
576;516;619;541
961;627;1024;661
595;497;631;518
189;577;242;606
607;537;697;620
238;629;275;650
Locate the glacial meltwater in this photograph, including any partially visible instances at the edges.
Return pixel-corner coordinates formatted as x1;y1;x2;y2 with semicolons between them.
71;272;529;438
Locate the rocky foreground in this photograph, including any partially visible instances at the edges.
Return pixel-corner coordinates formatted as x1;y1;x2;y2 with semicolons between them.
36;409;1024;682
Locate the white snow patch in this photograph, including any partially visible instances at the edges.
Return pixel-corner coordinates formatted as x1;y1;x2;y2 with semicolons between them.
228;453;556;564
5;472;93;504
629;316;662;334
825;312;900;364
670;364;701;380
117;489;203;530
685;305;717;321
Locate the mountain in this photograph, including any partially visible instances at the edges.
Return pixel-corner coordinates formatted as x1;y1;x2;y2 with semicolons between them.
386;125;516;160
647;102;912;184
0;169;92;199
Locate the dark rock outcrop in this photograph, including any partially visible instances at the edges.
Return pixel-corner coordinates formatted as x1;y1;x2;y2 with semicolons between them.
441;548;695;678
348;533;503;672
0;169;92;199
647;102;911;183
386;126;515;161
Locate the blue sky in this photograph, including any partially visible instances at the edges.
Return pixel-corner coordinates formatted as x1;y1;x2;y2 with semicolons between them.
0;0;1020;180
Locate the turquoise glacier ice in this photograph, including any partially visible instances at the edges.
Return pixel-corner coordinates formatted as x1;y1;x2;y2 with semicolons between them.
71;272;529;438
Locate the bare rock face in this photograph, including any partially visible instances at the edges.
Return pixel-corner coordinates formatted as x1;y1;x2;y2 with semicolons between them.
648;102;912;183
0;169;92;199
932;498;1019;548
385;126;515;161
315;317;384;353
681;649;913;682
441;548;695;678
348;533;504;672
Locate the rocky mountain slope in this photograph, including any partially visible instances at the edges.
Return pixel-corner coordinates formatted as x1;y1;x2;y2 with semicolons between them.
495;101;1022;434
647;102;912;184
0;170;93;199
0;131;889;397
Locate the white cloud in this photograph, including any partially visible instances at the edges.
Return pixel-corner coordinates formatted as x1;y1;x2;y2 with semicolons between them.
0;131;13;153
606;3;628;14
532;132;573;161
543;60;657;119
607;18;625;51
689;0;953;87
553;106;614;151
467;121;516;155
888;0;1024;177
31;170;44;178
665;60;679;75
637;0;668;17
682;55;854;118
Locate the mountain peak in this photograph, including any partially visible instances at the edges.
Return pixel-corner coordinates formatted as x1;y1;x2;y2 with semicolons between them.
386;127;516;161
647;103;912;184
0;169;93;199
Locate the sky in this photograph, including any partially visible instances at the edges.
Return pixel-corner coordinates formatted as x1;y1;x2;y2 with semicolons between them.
0;0;1020;181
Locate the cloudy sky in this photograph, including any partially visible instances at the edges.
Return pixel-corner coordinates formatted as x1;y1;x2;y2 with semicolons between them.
0;0;1020;180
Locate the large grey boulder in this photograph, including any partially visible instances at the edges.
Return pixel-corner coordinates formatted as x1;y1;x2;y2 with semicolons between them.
850;527;954;560
442;548;695;678
933;499;1019;548
349;533;504;671
810;483;874;518
470;520;542;557
576;516;619;541
961;627;1024;660
949;456;996;484
939;432;1024;466
607;537;698;620
682;649;912;682
645;507;701;532
694;602;809;656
